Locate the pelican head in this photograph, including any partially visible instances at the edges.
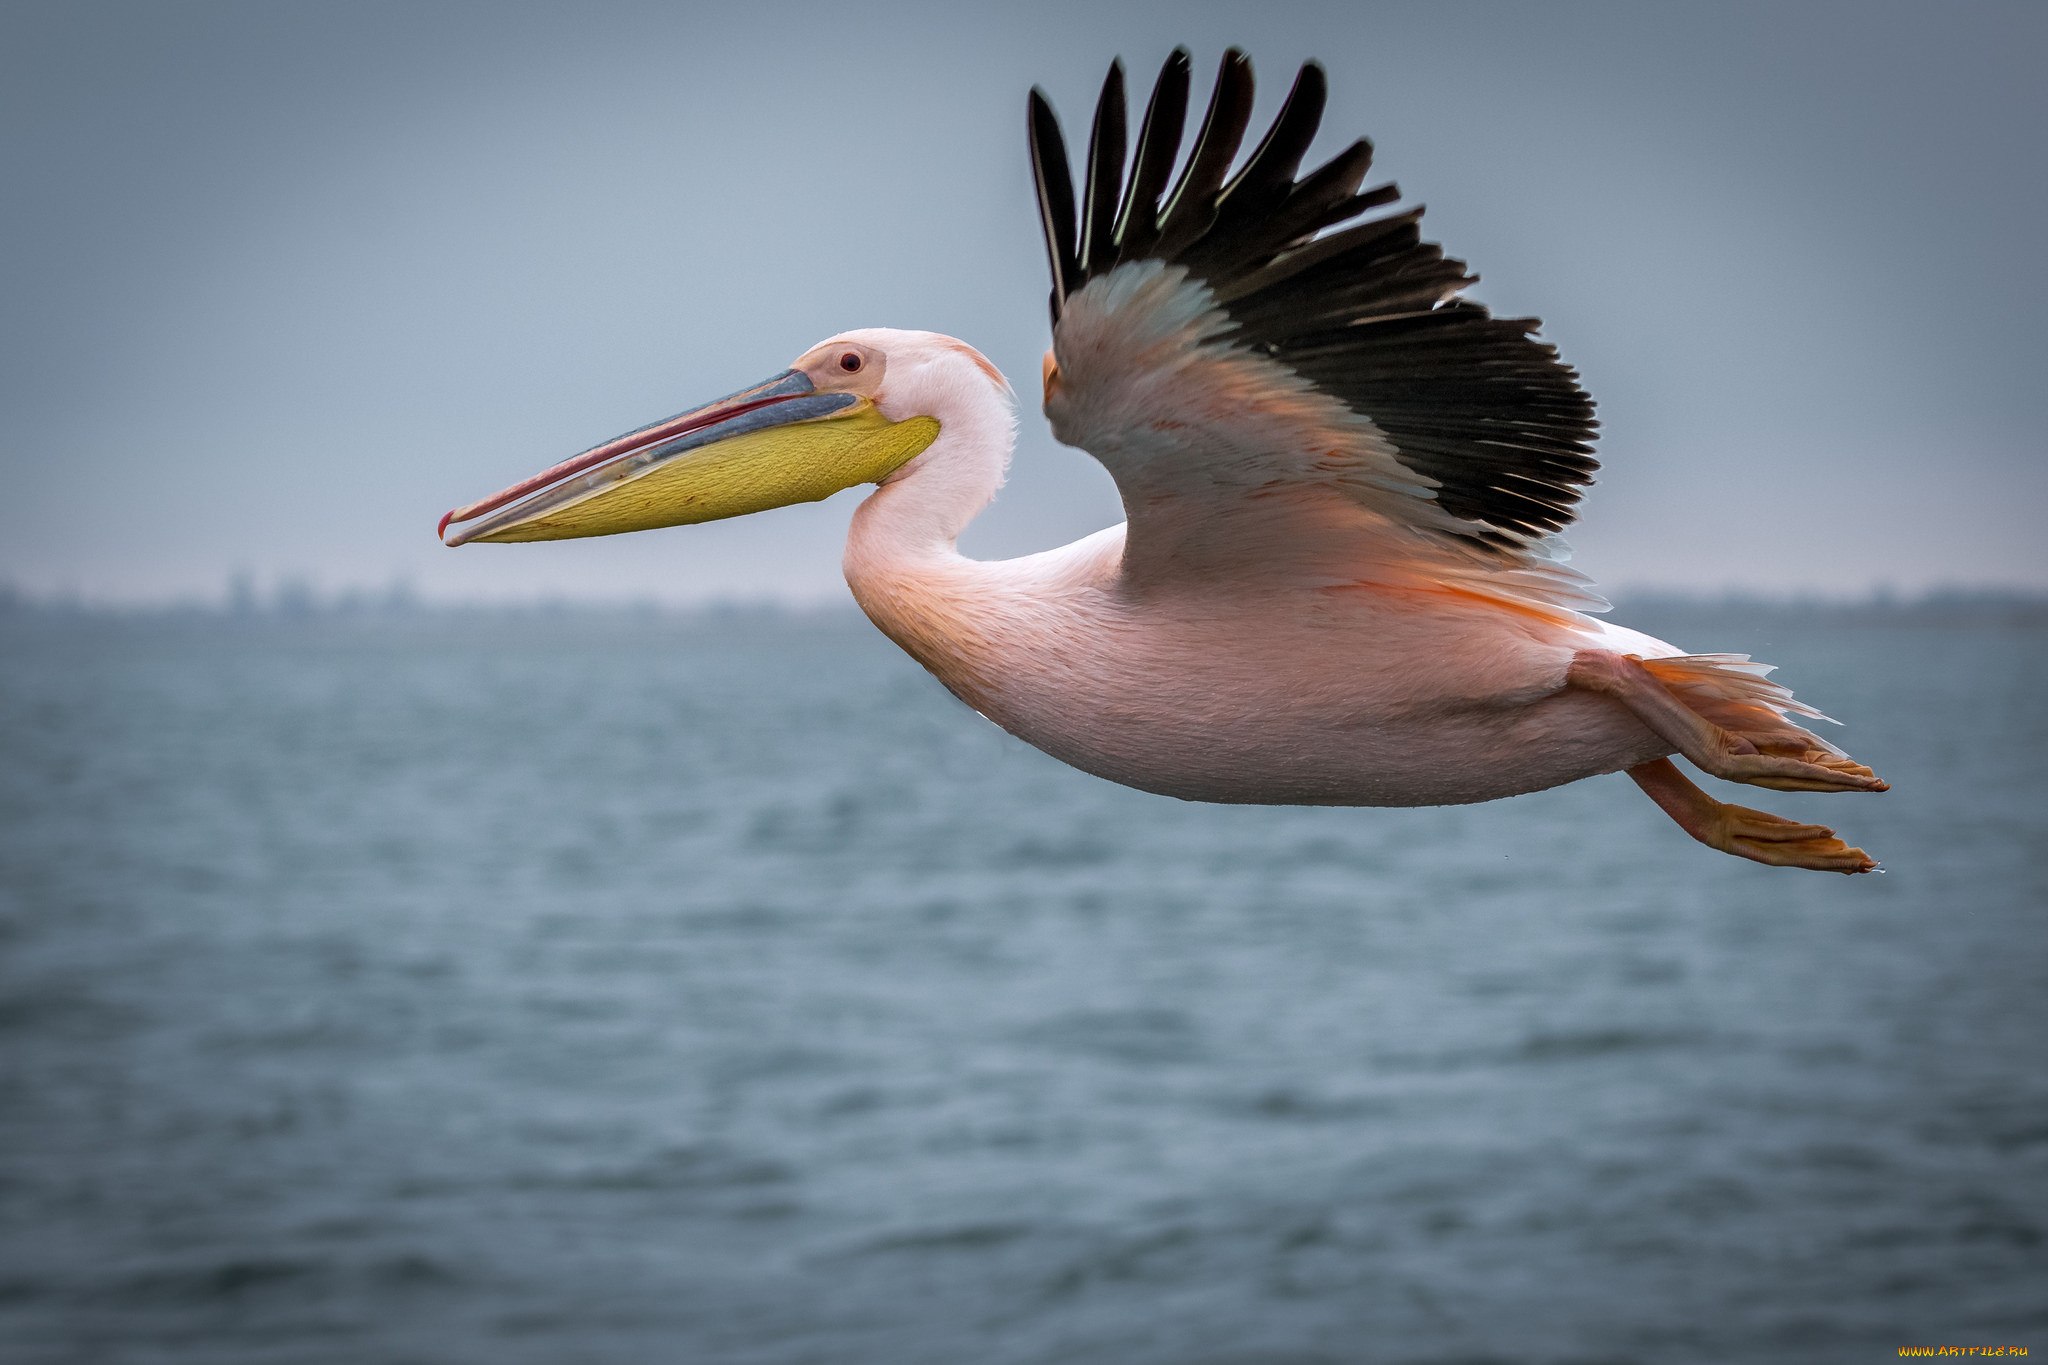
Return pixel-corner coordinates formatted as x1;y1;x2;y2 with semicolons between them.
438;331;967;546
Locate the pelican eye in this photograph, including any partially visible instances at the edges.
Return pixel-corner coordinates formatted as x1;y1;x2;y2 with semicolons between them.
839;352;863;373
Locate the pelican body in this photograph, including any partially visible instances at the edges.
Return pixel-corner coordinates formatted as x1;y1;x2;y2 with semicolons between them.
442;50;1886;871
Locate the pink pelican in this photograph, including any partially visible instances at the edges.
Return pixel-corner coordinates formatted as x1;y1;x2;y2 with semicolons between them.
440;49;1886;873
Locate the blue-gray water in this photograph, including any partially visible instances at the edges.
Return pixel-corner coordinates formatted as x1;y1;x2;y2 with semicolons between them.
2;602;2043;1364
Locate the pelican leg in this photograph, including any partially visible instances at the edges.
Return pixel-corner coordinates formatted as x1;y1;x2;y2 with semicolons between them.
1627;758;1876;873
1567;649;1887;794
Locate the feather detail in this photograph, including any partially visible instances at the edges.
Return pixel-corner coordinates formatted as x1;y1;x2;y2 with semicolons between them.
1029;50;1600;563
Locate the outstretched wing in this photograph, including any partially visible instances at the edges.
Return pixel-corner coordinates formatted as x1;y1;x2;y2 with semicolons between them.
1030;49;1602;608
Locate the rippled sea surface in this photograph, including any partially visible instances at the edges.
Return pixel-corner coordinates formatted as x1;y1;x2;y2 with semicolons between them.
1;603;2043;1364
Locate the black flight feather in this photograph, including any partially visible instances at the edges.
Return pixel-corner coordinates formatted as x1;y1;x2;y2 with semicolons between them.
1151;50;1256;262
1111;49;1191;260
1027;49;1600;548
1027;88;1081;324
1078;61;1127;279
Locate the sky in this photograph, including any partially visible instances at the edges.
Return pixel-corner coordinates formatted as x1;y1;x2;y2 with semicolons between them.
2;0;2043;605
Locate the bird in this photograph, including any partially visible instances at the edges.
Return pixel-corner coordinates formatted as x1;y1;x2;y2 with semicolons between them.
439;48;1887;873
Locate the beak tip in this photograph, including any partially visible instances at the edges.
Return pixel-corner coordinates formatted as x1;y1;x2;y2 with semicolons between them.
437;509;457;545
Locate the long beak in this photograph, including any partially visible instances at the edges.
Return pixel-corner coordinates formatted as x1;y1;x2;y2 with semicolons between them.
444;374;876;548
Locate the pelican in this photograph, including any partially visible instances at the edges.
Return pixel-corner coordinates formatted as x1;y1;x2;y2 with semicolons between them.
440;49;1887;873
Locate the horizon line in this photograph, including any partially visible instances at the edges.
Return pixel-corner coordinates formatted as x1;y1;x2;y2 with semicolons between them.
4;580;2047;620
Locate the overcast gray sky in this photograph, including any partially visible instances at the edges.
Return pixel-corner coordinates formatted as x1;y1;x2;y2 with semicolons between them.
3;1;2042;604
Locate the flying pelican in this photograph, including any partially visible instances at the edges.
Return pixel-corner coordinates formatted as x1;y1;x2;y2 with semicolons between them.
440;49;1887;873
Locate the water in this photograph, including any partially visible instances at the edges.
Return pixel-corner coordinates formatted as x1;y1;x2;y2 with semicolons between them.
1;603;2043;1364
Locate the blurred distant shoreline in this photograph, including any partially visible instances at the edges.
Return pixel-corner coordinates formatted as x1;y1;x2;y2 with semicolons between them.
2;580;2044;628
